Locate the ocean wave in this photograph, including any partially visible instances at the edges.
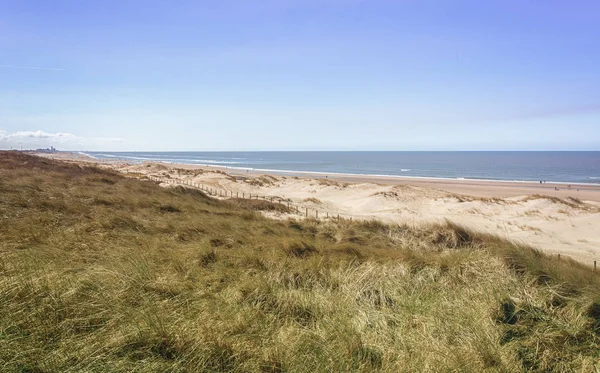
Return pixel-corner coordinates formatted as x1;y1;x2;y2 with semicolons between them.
172;158;241;165
96;154;159;161
94;153;242;165
94;153;121;158
77;152;97;159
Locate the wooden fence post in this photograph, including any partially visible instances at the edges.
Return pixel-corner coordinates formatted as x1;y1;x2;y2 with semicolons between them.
316;210;318;219
305;208;308;217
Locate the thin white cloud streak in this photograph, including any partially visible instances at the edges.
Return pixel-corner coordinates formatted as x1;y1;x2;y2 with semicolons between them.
0;64;66;71
0;130;76;140
0;130;124;150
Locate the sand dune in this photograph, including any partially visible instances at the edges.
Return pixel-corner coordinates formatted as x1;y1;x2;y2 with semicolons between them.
38;153;600;265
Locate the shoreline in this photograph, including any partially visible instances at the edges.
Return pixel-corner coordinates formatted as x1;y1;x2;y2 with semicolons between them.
44;152;600;202
151;161;600;187
80;152;600;186
150;161;600;202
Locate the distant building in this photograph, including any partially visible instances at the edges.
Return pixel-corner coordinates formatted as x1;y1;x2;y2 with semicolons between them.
35;146;58;153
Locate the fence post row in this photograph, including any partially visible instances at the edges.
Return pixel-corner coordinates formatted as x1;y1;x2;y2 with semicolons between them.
148;175;363;224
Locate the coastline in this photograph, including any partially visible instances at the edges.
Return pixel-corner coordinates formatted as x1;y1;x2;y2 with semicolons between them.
45;151;600;202
141;162;600;186
149;159;600;203
81;152;600;186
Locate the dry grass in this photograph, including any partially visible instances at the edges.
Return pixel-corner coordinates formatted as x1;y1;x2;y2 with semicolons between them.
375;191;399;198
523;194;599;212
316;178;348;188
245;176;277;187
1;151;600;372
451;193;506;204
225;198;293;213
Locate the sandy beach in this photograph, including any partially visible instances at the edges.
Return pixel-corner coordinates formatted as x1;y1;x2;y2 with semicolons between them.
38;152;600;265
199;165;600;202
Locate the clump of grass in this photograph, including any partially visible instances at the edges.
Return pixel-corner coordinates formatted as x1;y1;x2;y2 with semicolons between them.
199;250;218;267
286;241;319;258
158;204;182;213
316;178;346;187
523;194;598;211
1;151;600;372
245;176;276;187
428;222;475;248
375;191;399;198
225;198;292;213
452;194;505;204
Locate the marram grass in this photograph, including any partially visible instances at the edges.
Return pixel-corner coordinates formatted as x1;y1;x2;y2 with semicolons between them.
0;151;599;372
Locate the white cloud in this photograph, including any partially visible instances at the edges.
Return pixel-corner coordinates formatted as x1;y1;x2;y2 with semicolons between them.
0;130;77;141
0;130;124;150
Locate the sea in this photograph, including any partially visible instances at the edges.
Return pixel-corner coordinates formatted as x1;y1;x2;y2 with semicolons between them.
84;151;600;185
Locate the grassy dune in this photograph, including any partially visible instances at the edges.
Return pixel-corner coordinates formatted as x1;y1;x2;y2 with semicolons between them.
1;151;599;372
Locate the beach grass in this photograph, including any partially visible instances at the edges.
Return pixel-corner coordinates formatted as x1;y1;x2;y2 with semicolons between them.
1;151;599;372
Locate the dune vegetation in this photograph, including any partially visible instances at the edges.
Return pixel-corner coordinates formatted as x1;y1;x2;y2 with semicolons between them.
1;151;599;372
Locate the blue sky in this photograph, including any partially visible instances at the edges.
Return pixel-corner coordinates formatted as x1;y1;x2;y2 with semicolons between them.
1;0;599;151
